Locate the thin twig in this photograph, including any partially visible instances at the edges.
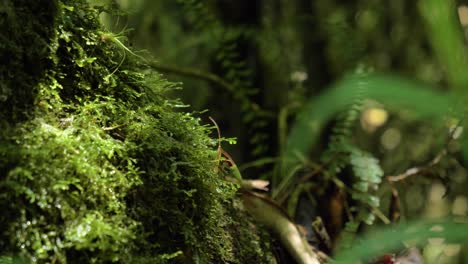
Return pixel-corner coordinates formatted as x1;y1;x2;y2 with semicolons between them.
102;122;128;131
387;119;462;182
386;149;447;182
149;61;237;94
148;61;272;115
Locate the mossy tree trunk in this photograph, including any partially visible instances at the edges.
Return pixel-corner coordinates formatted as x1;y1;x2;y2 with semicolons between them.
0;0;274;263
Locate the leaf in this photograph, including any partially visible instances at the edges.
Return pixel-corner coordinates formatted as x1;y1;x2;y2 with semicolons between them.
331;220;468;264
276;73;457;197
419;0;468;92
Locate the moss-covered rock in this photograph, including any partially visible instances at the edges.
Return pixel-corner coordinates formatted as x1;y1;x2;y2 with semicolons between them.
0;0;274;263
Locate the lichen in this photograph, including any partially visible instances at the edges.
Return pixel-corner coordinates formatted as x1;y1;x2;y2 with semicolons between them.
0;0;274;263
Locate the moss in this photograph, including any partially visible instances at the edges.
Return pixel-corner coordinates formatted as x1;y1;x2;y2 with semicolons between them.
0;0;57;122
0;0;274;263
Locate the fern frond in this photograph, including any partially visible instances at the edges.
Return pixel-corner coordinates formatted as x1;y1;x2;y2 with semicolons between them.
322;76;365;175
176;0;273;158
278;73;456;191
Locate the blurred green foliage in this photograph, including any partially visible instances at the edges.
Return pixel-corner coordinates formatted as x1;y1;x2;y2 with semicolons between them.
331;220;468;264
102;0;468;262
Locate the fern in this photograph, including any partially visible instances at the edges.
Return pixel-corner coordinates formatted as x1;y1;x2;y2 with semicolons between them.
276;71;387;234
325;144;384;225
277;73;457;197
176;0;273;158
348;147;384;225
272;73;459;244
323;73;384;227
350;149;383;197
321;74;364;176
177;0;219;31
218;31;273;157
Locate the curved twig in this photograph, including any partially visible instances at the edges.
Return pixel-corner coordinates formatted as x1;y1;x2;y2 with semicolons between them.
148;61;236;94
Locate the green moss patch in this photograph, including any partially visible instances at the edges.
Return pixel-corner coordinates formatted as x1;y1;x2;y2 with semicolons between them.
0;0;274;263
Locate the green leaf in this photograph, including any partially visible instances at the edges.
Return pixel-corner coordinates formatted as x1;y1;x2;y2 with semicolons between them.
275;73;457;198
331;220;468;264
419;0;468;92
